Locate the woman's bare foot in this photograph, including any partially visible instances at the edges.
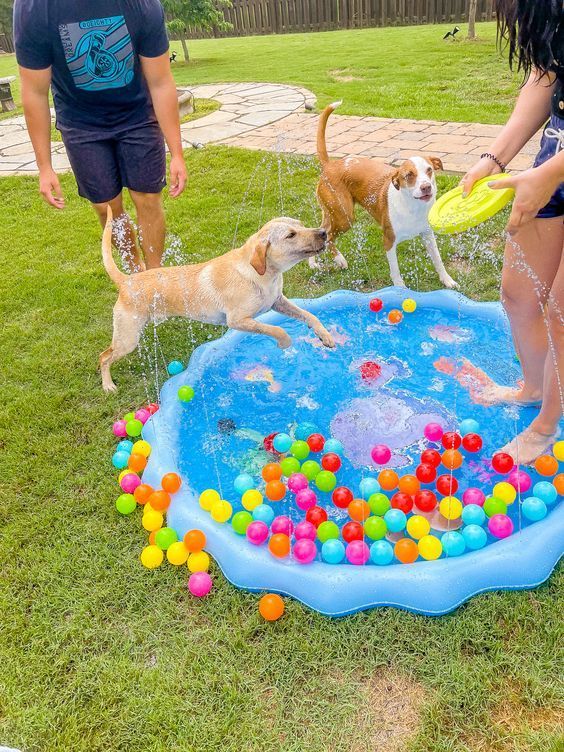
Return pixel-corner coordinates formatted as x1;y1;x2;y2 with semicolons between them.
499;427;561;466
479;383;542;407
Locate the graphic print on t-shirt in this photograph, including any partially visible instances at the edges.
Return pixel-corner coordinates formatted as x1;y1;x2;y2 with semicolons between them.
59;16;135;91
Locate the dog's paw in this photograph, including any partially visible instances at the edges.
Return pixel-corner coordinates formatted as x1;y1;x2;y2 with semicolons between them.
103;382;118;393
318;329;336;349
392;277;407;288
277;332;293;349
333;252;348;270
442;275;459;289
308;256;322;270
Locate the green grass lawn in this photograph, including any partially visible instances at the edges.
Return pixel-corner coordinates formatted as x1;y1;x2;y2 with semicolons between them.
1;145;562;752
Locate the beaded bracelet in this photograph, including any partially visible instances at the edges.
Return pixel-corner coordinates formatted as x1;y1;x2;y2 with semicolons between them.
480;152;506;172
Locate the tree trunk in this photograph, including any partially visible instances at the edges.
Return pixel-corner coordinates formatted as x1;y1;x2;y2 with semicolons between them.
467;0;478;39
180;32;190;62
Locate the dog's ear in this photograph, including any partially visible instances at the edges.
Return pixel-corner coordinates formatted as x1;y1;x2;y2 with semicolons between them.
250;239;270;276
429;156;443;172
391;171;402;190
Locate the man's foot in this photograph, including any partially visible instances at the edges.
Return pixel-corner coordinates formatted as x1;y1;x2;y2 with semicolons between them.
479;383;542;407
499;427;561;466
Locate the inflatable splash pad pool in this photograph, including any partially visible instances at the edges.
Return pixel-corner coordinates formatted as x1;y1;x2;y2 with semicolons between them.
140;288;564;617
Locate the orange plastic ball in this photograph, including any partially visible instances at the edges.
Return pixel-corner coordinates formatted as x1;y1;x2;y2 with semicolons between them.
148;531;157;545
553;474;564;496
184;529;206;552
134;483;154;505
161;472;182;494
378;469;399;492
265;479;286;501
258;593;285;621
262;463;283;482
394;538;419;564
398;474;420;496
441;449;463;470
127;453;147;472
534;454;559;477
268;533;291;558
388;309;403;325
348;498;371;522
148;490;171;512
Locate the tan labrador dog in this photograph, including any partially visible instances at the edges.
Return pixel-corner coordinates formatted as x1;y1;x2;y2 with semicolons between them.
99;209;335;392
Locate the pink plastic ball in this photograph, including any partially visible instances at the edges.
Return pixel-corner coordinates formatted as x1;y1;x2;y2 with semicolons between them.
371;444;391;465
120;473;141;493
246;521;269;545
295;488;317;511
507;469;532;493
294;520;317;541
135;408;150;424
346;540;370;565
424;422;444;442
293;538;317;564
112;420;127;437
488;513;514;539
188;571;212;597
462;487;486;507
271;515;294;536
287;473;309;493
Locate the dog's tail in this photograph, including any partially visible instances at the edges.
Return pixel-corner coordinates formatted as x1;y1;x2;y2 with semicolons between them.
102;206;125;286
316;101;342;164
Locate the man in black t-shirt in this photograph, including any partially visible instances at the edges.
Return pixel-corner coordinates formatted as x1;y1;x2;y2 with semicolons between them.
14;0;187;269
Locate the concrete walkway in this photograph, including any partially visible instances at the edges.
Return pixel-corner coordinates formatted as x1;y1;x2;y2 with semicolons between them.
0;81;538;177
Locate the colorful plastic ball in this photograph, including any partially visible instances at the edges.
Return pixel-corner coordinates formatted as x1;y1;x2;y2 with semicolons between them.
252;504;275;527
279;457;301;477
301;460;321;481
442;449;463;470
293;538;317;564
441;531;466;557
324;438;344;456
483;496;507;518
246;520;269;545
391;492;413;514
306;505;328;528
369;297;383;312
342;520;364;542
348;498;371;522
384;508;407;533
127;453;147;473
462;433;483;453
123;412;135;423
462;524;488;550
146;403;159;415
488;513;514;539
116;439;134;454
359;478;380;499
132;440;152;458
462;487;485;507
532;481;558;506
188;571;212;597
125;419;143;438
416;463;437;484
233;473;255;495
418;534;442;560
271;515;293;535
167;360;184;375
364;516;387;541
148;490;171;512
369;492;391;516
258;593;284;620
521;496;548;522
378;469;399;491
116;493;136;515
296;488;318;511
290;440;310;461
442;431;462;450
120;473;141;494
436;474;458;497
295;521;317;541
199;488;220;511
346;540;370;565
142;509;163;532
315;470;337;493
112;420;127;437
262;463;283;482
462;504;486;526
388;309;403;325
493;481;517;505
554;474;564;495
265;480;286;502
188;551;210;573
507;469;532;493
317;520;340;542
232;511;253;535
402;298;417;313
241;489;263;511
322;539;346;564
371;444;391;465
321;452;342;472
134;483;154;505
370;540;394;566
406;515;431;540
491;452;514;474
210;499;233;523
269;533;291;558
272;432;293;453
287;473;308;493
333;486;354;509
134;408;150;425
140;544;164;569
118;469;130;484
161;472;181;494
183;529;206;552
155;527;178;550
424;422;443;442
294;422;319;441
534;454;559;477
414;490;437;513
307;433;326;452
359;361;382;381
553;441;564;462
112;451;130;470
166;541;189;565
398;474;420;496
439;496;462;520
459;418;480;435
421;448;442;467
394;538;418;564
178;385;195;403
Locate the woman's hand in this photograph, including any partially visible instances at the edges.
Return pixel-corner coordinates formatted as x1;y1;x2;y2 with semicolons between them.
460;156;502;197
489;166;560;234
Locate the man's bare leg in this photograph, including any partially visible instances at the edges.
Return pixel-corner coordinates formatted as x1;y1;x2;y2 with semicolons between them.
129;190;165;269
92;192;144;272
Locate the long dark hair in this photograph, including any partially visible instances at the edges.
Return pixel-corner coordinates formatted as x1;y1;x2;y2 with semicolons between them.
495;0;564;76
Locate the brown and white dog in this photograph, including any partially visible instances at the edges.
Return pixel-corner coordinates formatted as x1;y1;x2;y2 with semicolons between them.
100;209;335;392
314;102;458;289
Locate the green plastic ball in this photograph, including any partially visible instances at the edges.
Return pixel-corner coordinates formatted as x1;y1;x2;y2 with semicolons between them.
232;510;253;535
317;520;340;542
369;492;391;516
123;412;135;423
301;460;321;481
364;516;387;540
280;456;301;476
155;527;178;550
483;496;507;518
116;493;136;515
125;419;143;437
290;440;310;461
178;385;195;403
315;470;337;493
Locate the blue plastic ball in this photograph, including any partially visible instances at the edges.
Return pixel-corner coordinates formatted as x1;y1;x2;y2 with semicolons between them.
112;450;130;470
252;504;275;526
324;438;344;456
321;539;346;564
384;508;407;533
441;531;466;557
461;503;486;526
273;433;293;453
532;481;558;506
521;496;548;522
167;360;184;376
459;418;480;435
116;440;134;454
462;524;487;550
294;422;319;441
370;540;394;565
359;477;380;499
234;473;255;495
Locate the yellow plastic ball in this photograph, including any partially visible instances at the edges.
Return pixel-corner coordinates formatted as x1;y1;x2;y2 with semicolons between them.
133;440;152;458
406;514;431;540
166;541;189;565
439;496;462;520
210;499;233;523
553;440;564;462
142;509;164;532
493;481;517;505
199;489;221;511
418;535;442;561
242;489;263;511
402;298;417;313
140;544;164;569
188;551;210;573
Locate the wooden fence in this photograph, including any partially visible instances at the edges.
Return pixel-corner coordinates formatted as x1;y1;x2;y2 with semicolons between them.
187;0;495;37
0;33;14;53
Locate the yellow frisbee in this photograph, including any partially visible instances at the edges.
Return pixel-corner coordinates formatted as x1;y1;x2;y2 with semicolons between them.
429;174;515;235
